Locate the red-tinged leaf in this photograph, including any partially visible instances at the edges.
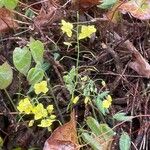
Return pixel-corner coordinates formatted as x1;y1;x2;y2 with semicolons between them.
119;0;150;20
43;110;79;150
0;8;18;32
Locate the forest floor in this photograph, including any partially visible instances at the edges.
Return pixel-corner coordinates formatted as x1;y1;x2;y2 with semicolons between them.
0;0;150;150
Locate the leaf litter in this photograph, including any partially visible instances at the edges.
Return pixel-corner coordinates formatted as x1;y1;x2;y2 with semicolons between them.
0;0;150;150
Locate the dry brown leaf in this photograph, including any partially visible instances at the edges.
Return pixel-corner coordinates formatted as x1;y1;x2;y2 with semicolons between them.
43;110;79;150
34;0;63;27
129;52;150;78
72;0;100;9
113;33;150;78
0;8;18;33
123;39;150;78
119;0;150;20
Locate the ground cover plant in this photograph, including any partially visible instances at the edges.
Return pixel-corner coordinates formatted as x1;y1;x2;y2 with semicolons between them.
0;0;150;149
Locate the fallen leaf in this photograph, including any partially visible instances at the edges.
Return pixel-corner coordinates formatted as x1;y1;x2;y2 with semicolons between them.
43;110;79;150
0;8;18;32
129;52;150;78
34;0;63;27
113;32;150;78
106;0;121;23
119;0;150;20
72;0;100;10
124;40;150;78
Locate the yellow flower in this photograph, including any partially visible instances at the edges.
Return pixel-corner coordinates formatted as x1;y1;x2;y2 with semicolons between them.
101;80;106;87
61;20;73;37
38;119;54;128
50;115;56;120
34;81;48;95
47;105;54;114
32;103;48;120
72;96;79;104
17;98;33;114
79;25;96;40
106;95;112;102
102;99;112;109
28;120;34;127
84;96;90;104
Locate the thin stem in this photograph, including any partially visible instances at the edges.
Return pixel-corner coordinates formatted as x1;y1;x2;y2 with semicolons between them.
76;11;80;70
4;89;17;112
48;83;64;123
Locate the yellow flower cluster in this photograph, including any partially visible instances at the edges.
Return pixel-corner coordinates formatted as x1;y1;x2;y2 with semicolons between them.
61;20;96;40
102;95;112;109
17;81;56;128
17;97;33;114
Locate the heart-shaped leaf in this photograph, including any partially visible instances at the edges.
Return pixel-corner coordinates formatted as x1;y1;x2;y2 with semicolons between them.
13;47;31;76
29;39;44;64
0;62;13;89
27;64;44;85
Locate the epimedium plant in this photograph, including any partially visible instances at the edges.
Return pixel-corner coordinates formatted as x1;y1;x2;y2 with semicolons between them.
60;20;112;112
13;38;45;85
0;18;133;149
12;39;56;129
0;37;54;129
60;20;132;150
0;41;37;91
17;80;56;129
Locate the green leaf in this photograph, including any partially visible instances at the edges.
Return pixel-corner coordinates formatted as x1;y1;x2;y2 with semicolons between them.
113;112;133;122
0;0;4;8
0;62;13;89
13;47;31;76
63;66;76;95
27;64;44;85
82;132;102;150
97;0;117;9
86;117;101;136
29;39;44;64
99;124;115;140
3;0;18;9
119;132;131;150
